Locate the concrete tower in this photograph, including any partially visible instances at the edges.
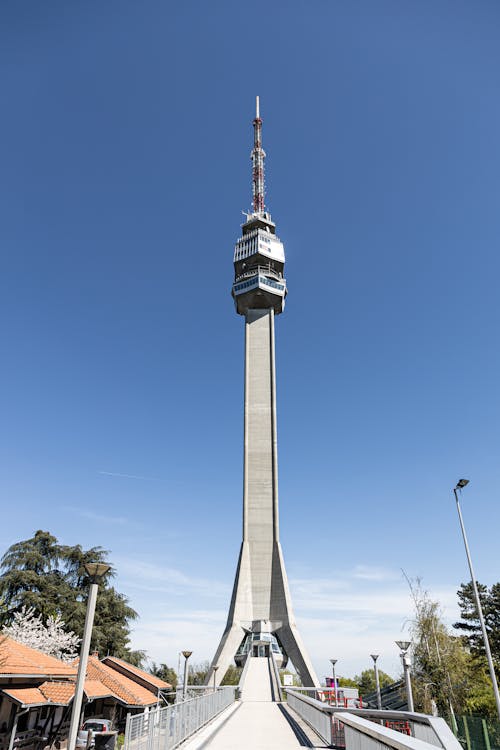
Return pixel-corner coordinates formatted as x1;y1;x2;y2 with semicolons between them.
207;98;319;688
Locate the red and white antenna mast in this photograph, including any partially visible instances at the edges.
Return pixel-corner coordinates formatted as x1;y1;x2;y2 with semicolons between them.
251;95;266;214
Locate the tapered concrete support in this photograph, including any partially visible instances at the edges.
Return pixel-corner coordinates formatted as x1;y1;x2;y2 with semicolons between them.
208;309;319;688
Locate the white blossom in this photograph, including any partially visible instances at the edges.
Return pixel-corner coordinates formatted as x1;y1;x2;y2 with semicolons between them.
3;606;80;662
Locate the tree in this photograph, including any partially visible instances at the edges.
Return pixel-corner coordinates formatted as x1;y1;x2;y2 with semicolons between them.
454;581;500;670
354;668;394;696
337;676;358;688
151;663;178;687
0;531;139;661
188;661;210;685
3;606;80;662
407;577;496;716
221;664;242;685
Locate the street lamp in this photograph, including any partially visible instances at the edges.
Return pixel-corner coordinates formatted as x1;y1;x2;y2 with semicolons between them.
453;479;500;720
395;641;414;713
330;659;337;706
370;654;382;710
182;651;193;701
213;665;219;692
423;682;436;716
67;562;111;750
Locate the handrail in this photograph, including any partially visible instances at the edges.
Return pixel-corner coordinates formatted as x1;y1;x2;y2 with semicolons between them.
340;713;450;750
234;264;283;282
124;686;237;750
285;690;462;750
269;652;283;702
238;651;253;693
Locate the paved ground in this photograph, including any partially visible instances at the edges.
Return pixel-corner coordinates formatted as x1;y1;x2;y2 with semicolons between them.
181;658;328;749
240;657;273;701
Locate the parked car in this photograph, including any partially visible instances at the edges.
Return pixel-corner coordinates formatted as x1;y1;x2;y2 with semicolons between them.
76;718;114;748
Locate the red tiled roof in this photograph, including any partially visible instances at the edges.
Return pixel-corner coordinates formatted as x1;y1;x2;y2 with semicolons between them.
2;679;114;707
102;657;171;690
36;682;74;704
78;657;159;707
0;637;77;678
2;688;48;707
83;679;115;700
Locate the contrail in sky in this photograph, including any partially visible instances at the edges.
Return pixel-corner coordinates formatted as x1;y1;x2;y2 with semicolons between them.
99;471;157;481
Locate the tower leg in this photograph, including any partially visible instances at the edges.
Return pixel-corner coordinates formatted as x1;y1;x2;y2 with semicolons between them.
207;624;246;688
206;542;252;687
275;623;319;688
270;542;320;688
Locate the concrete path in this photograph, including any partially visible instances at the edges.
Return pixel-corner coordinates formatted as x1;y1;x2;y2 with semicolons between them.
240;657;273;701
185;702;303;749
182;658;327;749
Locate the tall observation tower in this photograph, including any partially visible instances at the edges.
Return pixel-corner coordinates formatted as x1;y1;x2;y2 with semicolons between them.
207;98;319;688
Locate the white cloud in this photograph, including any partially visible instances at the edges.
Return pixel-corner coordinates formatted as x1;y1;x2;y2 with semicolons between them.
116;558;230;599
63;506;130;526
352;565;400;581
122;561;461;683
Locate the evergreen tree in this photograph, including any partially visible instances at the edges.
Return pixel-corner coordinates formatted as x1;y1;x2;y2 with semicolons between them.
354;668;394;696
454;581;500;669
0;530;138;661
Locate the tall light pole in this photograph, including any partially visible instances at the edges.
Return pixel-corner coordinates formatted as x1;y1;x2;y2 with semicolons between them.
396;641;414;713
182;651;192;701
370;654;382;710
453;479;500;720
213;665;219;692
67;562;111;750
330;659;337;706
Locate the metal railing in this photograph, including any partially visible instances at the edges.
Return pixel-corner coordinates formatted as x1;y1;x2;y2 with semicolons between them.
123;686;236;750
285;689;463;750
269;652;283;702
234;264;283;282
175;685;216;701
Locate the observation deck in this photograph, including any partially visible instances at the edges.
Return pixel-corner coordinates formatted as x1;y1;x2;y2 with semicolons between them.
232;212;287;315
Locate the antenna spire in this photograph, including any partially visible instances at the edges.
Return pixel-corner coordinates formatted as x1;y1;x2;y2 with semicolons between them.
251;95;265;214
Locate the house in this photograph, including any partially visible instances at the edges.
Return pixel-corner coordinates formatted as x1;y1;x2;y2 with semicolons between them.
75;655;171;730
0;638;171;750
101;657;170;698
0;637;77;750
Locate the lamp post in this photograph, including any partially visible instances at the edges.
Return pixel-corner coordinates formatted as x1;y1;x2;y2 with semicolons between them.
370;654;382;710
213;665;219;692
67;562;111;750
182;651;192;701
396;641;414;713
453;479;500;720
423;682;436;715
330;659;337;706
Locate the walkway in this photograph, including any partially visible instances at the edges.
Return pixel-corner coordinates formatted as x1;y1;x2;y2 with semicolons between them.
182;658;327;750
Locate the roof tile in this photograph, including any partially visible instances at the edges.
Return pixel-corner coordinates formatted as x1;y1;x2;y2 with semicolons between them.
2;679;114;707
2;688;47;707
102;657;171;690
0;637;77;678
79;657;159;707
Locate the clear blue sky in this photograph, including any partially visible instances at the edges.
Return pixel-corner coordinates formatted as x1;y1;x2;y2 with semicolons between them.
1;0;499;681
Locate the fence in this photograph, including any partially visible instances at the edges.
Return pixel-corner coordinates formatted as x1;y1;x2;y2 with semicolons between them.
123;686;236;750
453;716;500;750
